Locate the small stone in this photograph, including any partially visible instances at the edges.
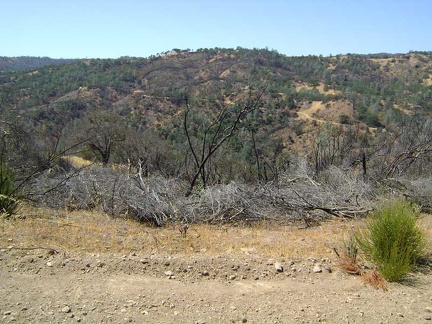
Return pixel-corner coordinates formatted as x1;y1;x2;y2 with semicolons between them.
3;311;12;315
164;260;171;266
424;316;431;321
202;270;209;276
242;317;248;323
164;271;173;277
229;275;237;280
46;261;54;267
62;306;72;313
274;262;284;272
313;264;322;273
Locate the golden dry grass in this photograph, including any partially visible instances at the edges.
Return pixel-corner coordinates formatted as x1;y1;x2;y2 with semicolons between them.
2;206;431;260
63;155;93;168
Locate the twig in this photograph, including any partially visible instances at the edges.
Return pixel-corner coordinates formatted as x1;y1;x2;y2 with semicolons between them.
1;246;59;254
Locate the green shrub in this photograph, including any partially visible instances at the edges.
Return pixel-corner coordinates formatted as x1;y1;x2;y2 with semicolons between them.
355;199;426;282
0;163;18;217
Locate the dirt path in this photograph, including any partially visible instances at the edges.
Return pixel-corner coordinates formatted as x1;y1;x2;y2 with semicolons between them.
1;248;431;323
296;101;343;126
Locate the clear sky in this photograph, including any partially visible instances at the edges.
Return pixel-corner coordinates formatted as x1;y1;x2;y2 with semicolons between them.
2;0;431;59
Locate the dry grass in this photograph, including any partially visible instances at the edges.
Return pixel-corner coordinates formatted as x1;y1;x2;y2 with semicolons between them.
0;206;360;259
63;155;93;168
2;206;431;261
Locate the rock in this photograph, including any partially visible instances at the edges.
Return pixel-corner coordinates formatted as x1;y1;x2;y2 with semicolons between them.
62;306;72;313
164;271;173;277
229;274;237;280
46;261;54;267
312;264;322;273
3;311;12;315
201;270;209;276
274;262;284;272
424;316;432;321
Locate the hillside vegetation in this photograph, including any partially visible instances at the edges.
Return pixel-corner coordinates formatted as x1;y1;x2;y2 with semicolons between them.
0;48;431;224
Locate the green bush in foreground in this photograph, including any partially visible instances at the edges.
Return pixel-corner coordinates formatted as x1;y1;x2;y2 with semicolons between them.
355;199;426;282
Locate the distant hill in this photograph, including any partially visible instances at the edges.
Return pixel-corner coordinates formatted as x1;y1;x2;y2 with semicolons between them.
1;48;431;126
1;48;431;173
0;56;78;72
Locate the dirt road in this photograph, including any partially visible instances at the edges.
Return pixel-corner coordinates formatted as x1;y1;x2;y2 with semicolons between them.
1;248;431;323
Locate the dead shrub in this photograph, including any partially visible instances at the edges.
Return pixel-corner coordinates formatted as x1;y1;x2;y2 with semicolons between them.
337;252;361;275
361;270;388;291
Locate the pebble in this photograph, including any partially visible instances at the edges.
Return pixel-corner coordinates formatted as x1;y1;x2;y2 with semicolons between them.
62;306;72;313
46;261;54;267
274;262;284;273
164;271;173;277
313;264;322;273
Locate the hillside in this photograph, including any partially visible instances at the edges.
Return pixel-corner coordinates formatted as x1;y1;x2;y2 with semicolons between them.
0;56;78;72
2;50;431;130
1;48;431;215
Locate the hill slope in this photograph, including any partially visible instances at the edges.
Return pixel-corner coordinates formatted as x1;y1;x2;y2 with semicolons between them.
1;48;431;186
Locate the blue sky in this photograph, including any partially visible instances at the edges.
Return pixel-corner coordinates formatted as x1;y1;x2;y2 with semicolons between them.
2;0;431;58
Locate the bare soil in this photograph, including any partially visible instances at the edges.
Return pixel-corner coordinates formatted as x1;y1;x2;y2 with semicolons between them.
1;210;432;323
